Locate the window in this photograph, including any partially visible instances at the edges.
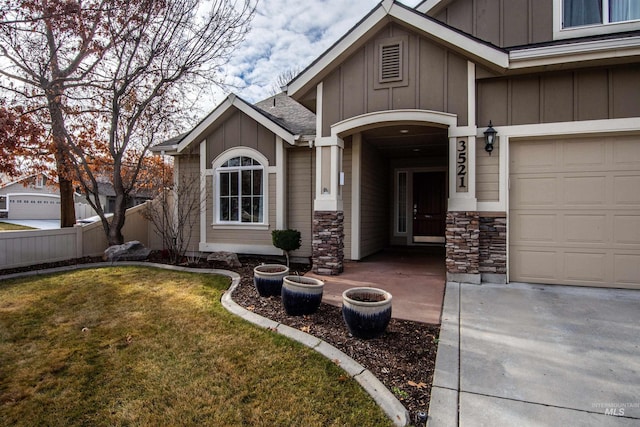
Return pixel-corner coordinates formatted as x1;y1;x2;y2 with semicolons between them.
396;172;407;234
0;196;7;211
35;175;44;188
217;156;264;223
563;0;640;28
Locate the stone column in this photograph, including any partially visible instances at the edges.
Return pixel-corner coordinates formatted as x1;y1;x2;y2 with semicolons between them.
445;211;480;284
312;211;344;275
479;214;507;284
312;135;344;275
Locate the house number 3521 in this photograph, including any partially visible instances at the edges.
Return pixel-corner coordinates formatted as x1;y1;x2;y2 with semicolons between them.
456;139;468;192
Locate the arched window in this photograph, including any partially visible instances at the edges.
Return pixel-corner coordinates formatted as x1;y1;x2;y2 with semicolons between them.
216;155;264;223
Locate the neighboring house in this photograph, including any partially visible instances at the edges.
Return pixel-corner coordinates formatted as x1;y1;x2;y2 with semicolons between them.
152;0;640;289
95;181;155;214
0;173;63;220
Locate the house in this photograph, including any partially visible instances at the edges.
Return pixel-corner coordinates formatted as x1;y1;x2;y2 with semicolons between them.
152;0;640;289
0;173;63;220
94;180;155;214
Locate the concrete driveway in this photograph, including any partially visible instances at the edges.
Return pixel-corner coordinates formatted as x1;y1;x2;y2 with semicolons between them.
428;281;640;426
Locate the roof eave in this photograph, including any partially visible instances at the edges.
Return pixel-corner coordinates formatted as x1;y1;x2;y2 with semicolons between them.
172;94;297;155
287;1;508;99
508;35;640;71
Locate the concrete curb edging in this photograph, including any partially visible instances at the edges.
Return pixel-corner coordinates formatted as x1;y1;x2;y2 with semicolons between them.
221;274;410;427
1;261;409;427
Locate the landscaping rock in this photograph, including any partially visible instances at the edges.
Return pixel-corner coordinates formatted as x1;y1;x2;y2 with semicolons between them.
103;241;151;262
207;251;242;268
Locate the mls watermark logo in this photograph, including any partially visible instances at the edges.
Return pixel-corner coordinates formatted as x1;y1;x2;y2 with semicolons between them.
592;402;639;416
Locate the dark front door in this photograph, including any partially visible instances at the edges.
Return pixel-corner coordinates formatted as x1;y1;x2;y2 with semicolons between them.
413;172;446;243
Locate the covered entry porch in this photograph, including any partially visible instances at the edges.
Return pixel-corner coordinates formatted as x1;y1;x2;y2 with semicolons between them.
308;246;446;325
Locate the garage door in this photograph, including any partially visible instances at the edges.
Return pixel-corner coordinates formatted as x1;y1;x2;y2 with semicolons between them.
509;135;640;289
7;194;61;220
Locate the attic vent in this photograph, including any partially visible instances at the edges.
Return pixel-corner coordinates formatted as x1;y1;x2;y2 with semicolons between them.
375;37;406;87
380;43;401;81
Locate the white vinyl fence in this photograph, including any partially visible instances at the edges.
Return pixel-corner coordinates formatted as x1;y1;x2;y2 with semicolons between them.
0;203;162;270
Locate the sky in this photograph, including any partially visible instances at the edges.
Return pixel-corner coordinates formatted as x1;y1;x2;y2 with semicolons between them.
200;0;422;108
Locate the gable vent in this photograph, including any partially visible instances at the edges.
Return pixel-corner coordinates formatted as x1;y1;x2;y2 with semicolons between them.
379;41;403;83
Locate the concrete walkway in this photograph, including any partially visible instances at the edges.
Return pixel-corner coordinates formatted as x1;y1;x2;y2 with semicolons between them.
307;246;446;325
429;281;640;426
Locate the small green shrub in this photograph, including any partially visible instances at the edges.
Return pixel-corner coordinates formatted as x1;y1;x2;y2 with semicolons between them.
271;229;301;266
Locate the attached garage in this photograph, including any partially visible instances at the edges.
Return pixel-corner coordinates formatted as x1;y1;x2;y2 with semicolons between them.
509;135;640;289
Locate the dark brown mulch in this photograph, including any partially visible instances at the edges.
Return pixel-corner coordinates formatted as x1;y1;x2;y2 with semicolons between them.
0;253;440;426
230;257;439;426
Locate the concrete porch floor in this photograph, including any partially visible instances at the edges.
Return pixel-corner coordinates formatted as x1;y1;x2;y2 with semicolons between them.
306;246;446;325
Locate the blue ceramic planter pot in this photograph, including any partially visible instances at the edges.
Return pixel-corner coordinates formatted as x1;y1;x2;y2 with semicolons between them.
281;275;324;316
342;287;392;339
253;264;289;297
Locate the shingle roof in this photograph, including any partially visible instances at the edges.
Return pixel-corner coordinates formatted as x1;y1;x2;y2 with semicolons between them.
152;92;316;152
253;92;316;136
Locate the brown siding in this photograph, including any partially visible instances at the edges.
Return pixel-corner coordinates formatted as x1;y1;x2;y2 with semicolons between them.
476;138;499;202
287;147;314;258
419;40;446;111
478;65;640;127
321;23;469;132
434;0;553;47
360;142;389;258
542;74;573;123
342;141;352;260
176;154;201;252
206;109;276;165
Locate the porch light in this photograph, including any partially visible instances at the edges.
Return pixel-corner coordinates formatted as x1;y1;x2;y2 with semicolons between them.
483;121;497;155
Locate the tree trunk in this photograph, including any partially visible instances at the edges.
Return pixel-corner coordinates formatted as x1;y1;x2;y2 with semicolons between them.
107;192;127;246
47;92;77;228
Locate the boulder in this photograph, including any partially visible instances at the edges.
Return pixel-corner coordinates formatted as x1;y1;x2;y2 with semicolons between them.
103;241;151;262
207;251;242;268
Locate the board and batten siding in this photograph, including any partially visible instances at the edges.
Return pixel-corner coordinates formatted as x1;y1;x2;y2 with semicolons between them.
433;0;553;47
287;147;315;259
478;64;640;127
359;141;389;258
342;140;353;260
205;109;276;166
176;154;202;253
321;23;469;137
476;137;500;202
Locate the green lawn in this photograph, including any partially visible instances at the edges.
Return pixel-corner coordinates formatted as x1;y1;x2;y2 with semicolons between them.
0;222;35;231
0;267;391;426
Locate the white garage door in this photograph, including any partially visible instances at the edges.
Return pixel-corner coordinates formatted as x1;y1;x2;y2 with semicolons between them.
510;135;640;289
8;195;61;220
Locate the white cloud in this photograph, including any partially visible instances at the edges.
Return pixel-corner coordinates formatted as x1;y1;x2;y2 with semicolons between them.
202;0;421;110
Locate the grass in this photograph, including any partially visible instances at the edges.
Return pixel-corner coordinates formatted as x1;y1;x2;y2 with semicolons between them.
0;222;35;231
0;267;391;426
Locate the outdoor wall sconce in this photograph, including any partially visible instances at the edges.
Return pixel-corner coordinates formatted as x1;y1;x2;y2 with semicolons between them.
484;121;497;155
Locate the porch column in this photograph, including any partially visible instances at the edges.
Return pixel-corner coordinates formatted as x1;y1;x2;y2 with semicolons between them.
312;135;344;275
446;133;481;284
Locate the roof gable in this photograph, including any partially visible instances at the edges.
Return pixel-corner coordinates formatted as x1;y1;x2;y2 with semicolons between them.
154;94;301;155
287;0;508;99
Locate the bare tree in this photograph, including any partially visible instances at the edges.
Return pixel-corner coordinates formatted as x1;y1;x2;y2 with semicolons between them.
269;67;302;95
0;0;119;226
1;0;256;243
143;163;204;264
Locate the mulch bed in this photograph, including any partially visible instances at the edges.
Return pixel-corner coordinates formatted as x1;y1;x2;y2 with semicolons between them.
1;253;440;426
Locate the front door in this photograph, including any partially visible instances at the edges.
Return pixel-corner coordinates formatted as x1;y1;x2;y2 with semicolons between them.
413;172;446;243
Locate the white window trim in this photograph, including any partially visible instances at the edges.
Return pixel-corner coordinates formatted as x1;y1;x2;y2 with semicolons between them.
212;147;270;227
553;0;640;40
0;194;8;212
